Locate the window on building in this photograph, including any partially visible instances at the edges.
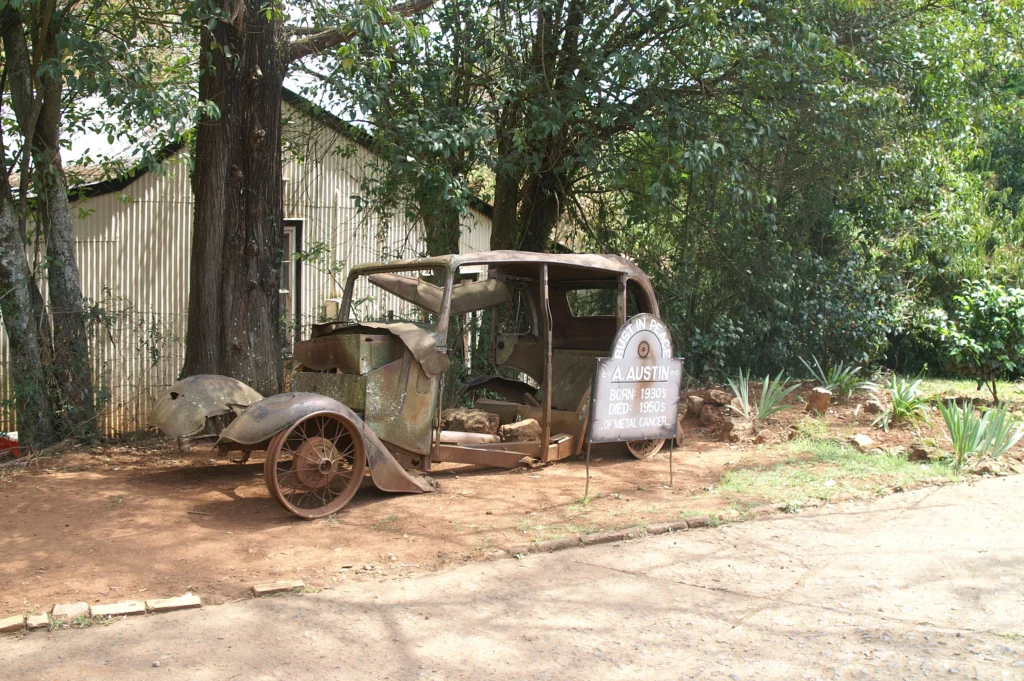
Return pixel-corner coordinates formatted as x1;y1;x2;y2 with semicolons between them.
280;221;302;352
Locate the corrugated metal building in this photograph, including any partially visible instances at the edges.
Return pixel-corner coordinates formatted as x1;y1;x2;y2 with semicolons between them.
0;90;492;435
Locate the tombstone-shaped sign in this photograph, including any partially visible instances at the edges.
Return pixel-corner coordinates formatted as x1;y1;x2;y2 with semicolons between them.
588;314;683;444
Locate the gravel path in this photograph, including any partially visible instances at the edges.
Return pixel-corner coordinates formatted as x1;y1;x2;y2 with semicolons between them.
3;475;1022;680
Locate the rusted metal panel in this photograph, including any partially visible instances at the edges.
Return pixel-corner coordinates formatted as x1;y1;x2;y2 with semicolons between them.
368;273;511;315
434;445;530;468
364;352;436;455
550;350;604;411
290;371;366;411
149;374;263;440
293;334;392;374
540;264;553;460
494;333;544;383
438;431;501;445
218;392;353;447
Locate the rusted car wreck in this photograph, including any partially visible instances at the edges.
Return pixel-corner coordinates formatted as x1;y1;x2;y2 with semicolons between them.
152;251;672;518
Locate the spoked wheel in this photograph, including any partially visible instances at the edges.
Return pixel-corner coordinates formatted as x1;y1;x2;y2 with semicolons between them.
627;438;665;460
264;411;367;519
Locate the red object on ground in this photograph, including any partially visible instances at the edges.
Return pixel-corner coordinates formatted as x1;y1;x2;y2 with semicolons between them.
0;432;20;458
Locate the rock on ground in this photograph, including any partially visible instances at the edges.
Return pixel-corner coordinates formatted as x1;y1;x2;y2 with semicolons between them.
685;395;704;417
499;418;542;442
864;397;885;414
699;404;723;427
442;408;500;435
969;459;1002;475
720;419;755;443
906;442;936;461
848;433;876;452
805;387;832;414
704;389;733;406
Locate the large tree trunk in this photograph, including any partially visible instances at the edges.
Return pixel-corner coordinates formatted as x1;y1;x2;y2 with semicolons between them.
423;206;462;257
34;88;96;434
489;110;523;250
490;170;522;251
516;171;564;252
489;170;564;252
0;180;58;448
2;5;94;437
182;0;286;396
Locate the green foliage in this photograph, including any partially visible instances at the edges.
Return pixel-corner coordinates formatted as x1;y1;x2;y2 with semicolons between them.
727;370;753;421
874;376;929;432
938;400;1024;467
799;356;877;399
757;373;801;421
295;241;347;298
570;1;1023;379
728;370;799;421
316;0;1024;383
927;281;1024;402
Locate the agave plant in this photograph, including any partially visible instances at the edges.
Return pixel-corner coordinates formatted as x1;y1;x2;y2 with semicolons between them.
937;400;984;466
726;370;752;420
939;400;1024;467
799;356;877;399
728;370;800;421
873;375;929;432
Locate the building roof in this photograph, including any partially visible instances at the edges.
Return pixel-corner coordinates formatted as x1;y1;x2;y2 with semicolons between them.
69;89;493;218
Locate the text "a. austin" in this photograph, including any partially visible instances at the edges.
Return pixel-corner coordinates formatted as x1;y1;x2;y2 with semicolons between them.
610;364;671;382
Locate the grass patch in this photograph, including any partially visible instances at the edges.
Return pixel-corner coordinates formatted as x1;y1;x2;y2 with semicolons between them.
572;492;603;508
71;614;92;629
677;508;717;519
369;514;402;533
794;417;830;439
918;378;1024;409
515;516;536;534
717;437;960;504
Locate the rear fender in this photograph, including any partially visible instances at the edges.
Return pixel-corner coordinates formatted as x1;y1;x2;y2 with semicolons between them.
150;374;263;440
218;393;433;494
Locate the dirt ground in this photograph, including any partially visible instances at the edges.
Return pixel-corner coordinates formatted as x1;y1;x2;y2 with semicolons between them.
3;473;1022;681
0;384;996;614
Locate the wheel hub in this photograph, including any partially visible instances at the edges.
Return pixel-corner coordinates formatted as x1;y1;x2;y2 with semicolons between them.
293;436;337;489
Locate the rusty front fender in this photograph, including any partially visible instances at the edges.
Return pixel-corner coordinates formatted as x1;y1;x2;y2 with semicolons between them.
218;392;434;495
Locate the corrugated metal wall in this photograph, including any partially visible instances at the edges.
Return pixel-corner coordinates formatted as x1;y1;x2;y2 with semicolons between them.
0;101;492;436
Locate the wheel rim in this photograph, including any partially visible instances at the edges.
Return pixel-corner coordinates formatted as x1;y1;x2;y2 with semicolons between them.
627;438;665;460
264;412;366;519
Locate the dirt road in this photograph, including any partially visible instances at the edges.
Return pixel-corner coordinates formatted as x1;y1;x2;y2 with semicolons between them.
3;475;1022;680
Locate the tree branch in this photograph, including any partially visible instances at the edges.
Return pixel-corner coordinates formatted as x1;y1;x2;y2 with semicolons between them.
287;0;434;64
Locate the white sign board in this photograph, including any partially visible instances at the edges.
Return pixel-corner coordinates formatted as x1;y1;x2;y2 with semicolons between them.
587;314;683;444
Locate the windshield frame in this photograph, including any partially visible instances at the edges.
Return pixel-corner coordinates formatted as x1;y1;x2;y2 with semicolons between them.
341;264;454;344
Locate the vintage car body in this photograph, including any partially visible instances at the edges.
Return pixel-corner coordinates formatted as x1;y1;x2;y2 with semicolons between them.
158;251;668;518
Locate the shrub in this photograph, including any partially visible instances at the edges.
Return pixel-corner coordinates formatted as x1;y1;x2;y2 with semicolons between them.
873;375;929;431
927;280;1024;402
728;370;800;421
938;400;1024;467
799;355;877;398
